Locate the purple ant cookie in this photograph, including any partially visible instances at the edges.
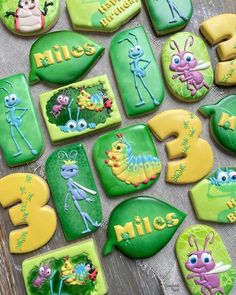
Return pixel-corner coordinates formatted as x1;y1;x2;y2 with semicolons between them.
45;143;102;241
162;32;213;102
176;224;235;295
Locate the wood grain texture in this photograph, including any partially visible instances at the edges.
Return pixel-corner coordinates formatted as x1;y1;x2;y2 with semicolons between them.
0;0;236;295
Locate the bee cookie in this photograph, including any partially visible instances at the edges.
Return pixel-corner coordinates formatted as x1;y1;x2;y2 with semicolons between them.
0;74;44;167
23;239;108;295
162;32;213;102
29;31;105;85
145;0;193;35
66;0;141;33
92;124;161;197
46;143;102;241
190;167;236;223
110;26;165;117
39;75;121;143
176;224;236;295
0;0;60;36
199;94;236;153
103;196;186;259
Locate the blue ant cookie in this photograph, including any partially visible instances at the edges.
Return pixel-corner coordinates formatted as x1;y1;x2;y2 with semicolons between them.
46;143;102;241
110;26;165;117
0;74;44;167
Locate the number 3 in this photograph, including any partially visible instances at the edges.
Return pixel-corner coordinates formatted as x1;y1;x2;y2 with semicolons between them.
148;110;214;184
0;173;57;253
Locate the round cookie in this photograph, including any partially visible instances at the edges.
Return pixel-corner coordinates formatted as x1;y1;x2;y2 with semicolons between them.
0;0;60;36
162;32;213;102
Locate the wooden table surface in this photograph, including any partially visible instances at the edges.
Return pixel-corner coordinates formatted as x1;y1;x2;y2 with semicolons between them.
0;1;236;295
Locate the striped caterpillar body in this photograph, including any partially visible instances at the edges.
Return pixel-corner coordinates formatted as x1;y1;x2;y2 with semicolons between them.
105;134;161;187
77;89;104;112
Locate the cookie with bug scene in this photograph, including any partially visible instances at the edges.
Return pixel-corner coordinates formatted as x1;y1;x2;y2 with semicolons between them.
39;75;121;143
103;196;186;259
29;31;105;85
23;239;108;295
0;173;57;254
66;0;141;33
0;0;60;36
110;26;165;117
145;0;193;35
92;124;161;197
162;32;213;102
0;74;44;167
46;143;102;241
199;94;236;153
176;224;235;295
190;167;236;223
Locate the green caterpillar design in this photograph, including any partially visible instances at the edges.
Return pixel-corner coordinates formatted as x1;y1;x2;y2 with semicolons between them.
104;134;161;187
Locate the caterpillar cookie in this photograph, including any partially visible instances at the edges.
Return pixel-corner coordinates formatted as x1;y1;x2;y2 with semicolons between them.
162;32;213;102
29;31;105;85
145;0;193;35
0;0;60;36
66;0;141;33
0;74;44;167
110;26;165;117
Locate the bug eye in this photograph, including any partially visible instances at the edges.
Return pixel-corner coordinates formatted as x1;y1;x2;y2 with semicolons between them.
136;46;141;51
189;254;198;264
66;120;77;130
201;253;212;264
228;170;236;180
184;53;194;62
39;266;44;274
217;171;228;182
77;119;87;130
116;145;121;151
47;269;51;275
172;55;180;65
130;48;134;53
10;94;17;100
5;96;9;102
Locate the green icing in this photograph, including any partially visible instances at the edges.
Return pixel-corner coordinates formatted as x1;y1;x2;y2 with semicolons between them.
29;31;105;85
103;196;186;259
46;143;102;241
162;32;213;102
0;74;44;167
199;94;236;153
176;225;235;295
110;26;165;117
145;0;193;35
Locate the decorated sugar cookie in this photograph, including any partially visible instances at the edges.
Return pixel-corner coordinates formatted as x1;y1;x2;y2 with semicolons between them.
46;143;102;241
40;75;121;143
0;74;44;167
103;196;186;259
176;225;235;295
162;32;213;102
0;173;57;254
148;110;214;184
200;14;236;86
92;124;161;197
0;0;60;36
145;0;193;35
29;31;105;85
66;0;141;33
199;95;236;153
23;239;108;295
190;167;236;223
110;26;165;117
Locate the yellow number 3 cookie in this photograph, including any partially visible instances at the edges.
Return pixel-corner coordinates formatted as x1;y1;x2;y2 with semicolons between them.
148;110;214;184
0;173;57;253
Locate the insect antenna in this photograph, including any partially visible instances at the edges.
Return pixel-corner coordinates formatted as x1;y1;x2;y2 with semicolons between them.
0;87;9;95
188;234;199;250
69;150;78;161
118;38;135;47
129;32;139;45
184;36;194;51
170;40;181;53
4;80;14;89
203;232;214;251
58;151;70;161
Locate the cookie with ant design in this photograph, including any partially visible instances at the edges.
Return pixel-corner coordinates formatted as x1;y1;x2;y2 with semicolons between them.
176;224;235;295
92;124;161;197
23;239;108;295
145;0;193;35
39;75;121;143
29;31;105;85
0;0;60;36
46;143;102;241
0;74;44;167
110;26;165;117
199;94;236;153
66;0;141;33
162;32;213;102
190;167;236;223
